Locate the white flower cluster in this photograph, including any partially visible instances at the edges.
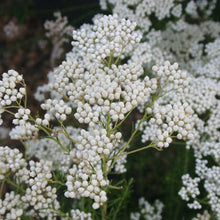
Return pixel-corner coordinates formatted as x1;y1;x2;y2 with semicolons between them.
0;146;61;219
0;70;24;125
41;99;72;121
130;198;164;220
192;38;220;80
193;159;220;218
9;123;38;140
27;12;217;217
99;0;182;31
65;126;125;209
99;0;218;33
139;19;220;217
72;14;141;60
178;174;200;203
69;209;92;220
21;160;60;219
71;63;153;125
12;107;30;125
41;15;159;129
162;76;219;115
196;0;217;17
44;11;73;66
35;68;62;102
65;165;108;210
185;1;198;18
160;20;220;79
44;12;72;42
3;21;19;39
152;61;189;89
139;101;194;148
0;146;27;180
192;210;211;220
0;191;23;220
179;101;220;217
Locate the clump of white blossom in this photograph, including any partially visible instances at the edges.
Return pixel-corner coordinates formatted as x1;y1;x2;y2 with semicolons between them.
0;146;60;219
3;21;20;39
44;11;73;66
130;198;164;220
0;0;219;218
0;146;27;180
192;210;211;220
0;191;23;220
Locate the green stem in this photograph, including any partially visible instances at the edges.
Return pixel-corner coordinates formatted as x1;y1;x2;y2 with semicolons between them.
102;155;108;220
114;45;126;65
112;179;133;220
28;115;69;153
108;110;148;173
22;80;27;108
59;121;81;145
183;147;189;174
37;124;69;153
4;105;20;109
47;179;65;186
108;53;113;68
102;202;107;220
111;108;134;132
106;113;111;137
51;208;73;220
0;181;5;198
124;142;161;156
108;185;123;190
6;178;25;193
2;109;15;115
195;197;209;205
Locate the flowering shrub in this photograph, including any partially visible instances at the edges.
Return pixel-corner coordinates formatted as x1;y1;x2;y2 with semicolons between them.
0;0;220;219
